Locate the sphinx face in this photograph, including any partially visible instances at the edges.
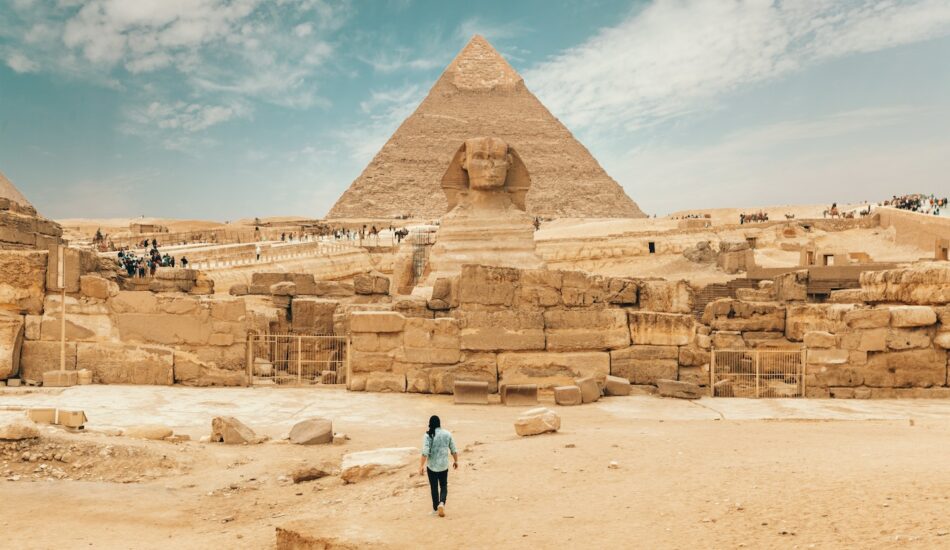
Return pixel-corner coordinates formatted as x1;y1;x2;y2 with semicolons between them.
463;137;509;190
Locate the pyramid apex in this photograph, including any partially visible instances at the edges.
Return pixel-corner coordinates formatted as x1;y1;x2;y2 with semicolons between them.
444;34;522;92
0;169;34;210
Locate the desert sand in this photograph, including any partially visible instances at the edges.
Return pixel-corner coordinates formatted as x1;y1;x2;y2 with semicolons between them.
2;386;950;549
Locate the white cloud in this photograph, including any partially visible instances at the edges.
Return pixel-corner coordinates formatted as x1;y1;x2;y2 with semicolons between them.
6;52;38;73
340;83;425;163
294;22;313;37
527;0;950;132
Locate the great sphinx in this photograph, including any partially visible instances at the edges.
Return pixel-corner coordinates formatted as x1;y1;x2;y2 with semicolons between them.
423;136;545;284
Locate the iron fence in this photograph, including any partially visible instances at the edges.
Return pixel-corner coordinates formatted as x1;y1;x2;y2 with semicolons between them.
711;349;805;398
246;332;349;386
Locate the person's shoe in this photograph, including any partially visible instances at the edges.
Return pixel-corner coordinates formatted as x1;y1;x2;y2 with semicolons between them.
429;510;438;517
438;503;445;517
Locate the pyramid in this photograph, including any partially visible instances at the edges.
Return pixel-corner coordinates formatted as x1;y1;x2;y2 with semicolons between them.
327;35;645;220
0;169;33;210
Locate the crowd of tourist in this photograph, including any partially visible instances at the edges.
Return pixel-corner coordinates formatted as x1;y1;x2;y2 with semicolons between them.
882;194;947;216
116;239;188;278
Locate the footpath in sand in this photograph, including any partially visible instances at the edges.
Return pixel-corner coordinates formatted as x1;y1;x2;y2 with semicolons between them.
2;387;950;549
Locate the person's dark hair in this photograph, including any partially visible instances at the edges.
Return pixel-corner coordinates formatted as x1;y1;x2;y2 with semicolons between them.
427;415;440;439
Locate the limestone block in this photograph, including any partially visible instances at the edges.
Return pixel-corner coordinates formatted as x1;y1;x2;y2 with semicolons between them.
456;308;545;351
211;416;262;445
404;318;460;351
501;384;539;406
271;282;297;296
628;312;693;346
735;288;774;302
605;277;638;306
351;332;402;353
678;346;709;367
115;313;208;345
24;315;40;340
428;353;498;393
109;291;158;314
696;333;711;350
543;309;629;351
350;311;405;333
518;269;562;307
229;284;249;296
934;332;950;349
860;264;950;304
514;407;561;436
289;418;333;445
173;354;246;387
354;273;389;295
340;447;417;483
209;333;234;346
803;331;836;348
886;329;932;350
560;271;607;307
210;298;246;322
837;329;887;352
79;275;118;300
785;304;856;341
42;369;78;387
656;379;703;399
453;380;489;404
610;345;678;384
393;295;432;319
889;306;937;328
844;308;890;329
772;270;808;302
292;299;337;334
350;351;394;373
576;376;601;403
711;331;745;349
713;379;734;397
638;280;693;314
497;351;609;389
77;342;174;385
810;364;864;388
0;416;39;440
702;299;785;332
603;374;632;396
0;250;46;315
311;281;356;297
807;349;849;365
828;289;866;303
364;372;406;393
0;314;23;379
863;349;946;388
272;295;291;309
428;277;457;310
553;385;582;405
400;347;461;364
678;365;709;387
20;341;76;381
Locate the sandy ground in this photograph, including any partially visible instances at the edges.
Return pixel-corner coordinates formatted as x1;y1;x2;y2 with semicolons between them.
2;386;950;549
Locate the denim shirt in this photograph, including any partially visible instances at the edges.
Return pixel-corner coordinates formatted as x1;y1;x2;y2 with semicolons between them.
421;428;457;472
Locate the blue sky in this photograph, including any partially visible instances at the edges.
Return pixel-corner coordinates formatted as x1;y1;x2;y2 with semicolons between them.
1;0;949;220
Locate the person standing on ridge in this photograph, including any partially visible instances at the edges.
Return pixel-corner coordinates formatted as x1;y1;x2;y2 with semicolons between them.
418;415;458;517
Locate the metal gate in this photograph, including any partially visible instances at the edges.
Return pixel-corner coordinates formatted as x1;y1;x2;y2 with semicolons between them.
711;349;806;398
246;333;349;386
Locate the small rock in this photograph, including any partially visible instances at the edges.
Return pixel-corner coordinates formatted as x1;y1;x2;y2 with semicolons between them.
608;461;620;469
514;407;561;437
210;416;263;445
289;418;333;445
291;464;334;483
340;447;417;484
0;416;40;441
124;425;174;441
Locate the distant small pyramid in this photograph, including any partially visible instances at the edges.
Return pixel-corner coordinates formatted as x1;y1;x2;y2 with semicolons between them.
0;169;33;210
328;35;645;219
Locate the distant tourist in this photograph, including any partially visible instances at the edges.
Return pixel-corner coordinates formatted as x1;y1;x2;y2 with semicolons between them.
180;257;189;268
255;244;262;261
419;415;458;518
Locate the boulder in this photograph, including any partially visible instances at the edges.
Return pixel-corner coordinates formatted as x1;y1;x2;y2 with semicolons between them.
553;385;582;406
0;415;40;440
340;447;417;483
575;376;601;403
125;425;174;440
657;379;703;399
210;416;263;445
603;375;632;396
289;417;333;445
291;464;334;483
514;407;561;437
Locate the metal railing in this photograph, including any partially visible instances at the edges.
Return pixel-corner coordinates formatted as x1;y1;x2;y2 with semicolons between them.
246;332;349;386
711;349;806;398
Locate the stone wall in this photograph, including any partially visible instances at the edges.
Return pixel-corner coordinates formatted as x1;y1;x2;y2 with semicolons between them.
346;265;708;394
702;263;950;398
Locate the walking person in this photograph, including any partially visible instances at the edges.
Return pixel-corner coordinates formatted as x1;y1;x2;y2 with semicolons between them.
419;415;458;517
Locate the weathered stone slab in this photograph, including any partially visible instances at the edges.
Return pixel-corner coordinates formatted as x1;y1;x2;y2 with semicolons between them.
886;329;932;350
543;309;629;351
609;345;678;384
0;250;46;315
603;374;632;396
364;372;406;393
350;311;405;333
837;329;887;352
553;385;582;405
427;353;498;394
888;306;937;328
340;447;416;483
702;299;785;332
458;265;520;306
456;309;545;351
514;407;560;436
628;312;693;346
453;380;489;404
211;416;262;445
292;298;337;334
0;314;23;380
350;351;394;373
576;376;601;403
501;384;539;406
638;280;693;313
77;342;174;385
20;340;76;381
785;304;856;341
656;378;703;399
79;275;118;300
861;264;950;304
497;351;609;388
42;369;77;387
843;308;890;329
863;349;946;388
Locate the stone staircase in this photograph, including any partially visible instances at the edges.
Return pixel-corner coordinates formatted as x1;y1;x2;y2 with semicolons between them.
692;278;760;320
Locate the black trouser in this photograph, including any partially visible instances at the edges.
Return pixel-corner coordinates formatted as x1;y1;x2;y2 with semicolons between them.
426;468;448;511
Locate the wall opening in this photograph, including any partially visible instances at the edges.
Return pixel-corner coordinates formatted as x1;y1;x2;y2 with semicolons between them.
746;237;757;249
823;254;835;266
648;242;656;254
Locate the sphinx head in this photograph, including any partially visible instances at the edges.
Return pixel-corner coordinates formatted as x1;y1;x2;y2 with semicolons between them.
460;137;510;190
